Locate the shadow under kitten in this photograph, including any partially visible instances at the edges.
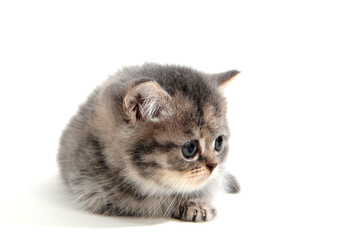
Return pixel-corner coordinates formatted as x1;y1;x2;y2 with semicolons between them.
33;175;167;228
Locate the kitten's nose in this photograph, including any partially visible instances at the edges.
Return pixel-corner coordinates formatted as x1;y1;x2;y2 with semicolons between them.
206;162;218;173
201;153;218;173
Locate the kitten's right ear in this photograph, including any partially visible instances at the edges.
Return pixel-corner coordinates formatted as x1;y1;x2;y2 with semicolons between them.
123;80;171;123
211;70;240;90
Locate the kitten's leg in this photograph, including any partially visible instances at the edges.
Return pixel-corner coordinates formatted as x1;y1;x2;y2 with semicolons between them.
173;199;217;222
223;172;240;193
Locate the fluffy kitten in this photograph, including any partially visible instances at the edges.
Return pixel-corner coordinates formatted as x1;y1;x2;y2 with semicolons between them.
57;63;240;222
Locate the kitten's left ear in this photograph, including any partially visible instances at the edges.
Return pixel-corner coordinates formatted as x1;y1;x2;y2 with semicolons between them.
211;70;240;89
123;80;171;123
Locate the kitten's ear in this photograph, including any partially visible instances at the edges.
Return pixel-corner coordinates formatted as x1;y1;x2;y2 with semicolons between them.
123;80;171;122
211;70;240;89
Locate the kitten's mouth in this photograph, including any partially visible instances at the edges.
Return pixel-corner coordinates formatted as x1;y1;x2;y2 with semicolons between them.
187;168;212;188
192;174;210;185
161;167;214;192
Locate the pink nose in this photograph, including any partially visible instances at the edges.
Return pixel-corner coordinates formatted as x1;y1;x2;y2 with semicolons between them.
206;162;218;173
201;152;218;173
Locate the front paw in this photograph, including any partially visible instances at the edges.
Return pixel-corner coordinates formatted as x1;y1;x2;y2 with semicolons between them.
224;172;240;194
173;199;217;222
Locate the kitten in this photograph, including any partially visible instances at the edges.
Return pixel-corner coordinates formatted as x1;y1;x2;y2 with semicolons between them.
57;63;240;222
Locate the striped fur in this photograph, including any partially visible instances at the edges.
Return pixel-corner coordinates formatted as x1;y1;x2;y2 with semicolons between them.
57;63;240;222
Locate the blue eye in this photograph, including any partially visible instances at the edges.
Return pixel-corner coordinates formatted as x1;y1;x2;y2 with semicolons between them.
181;140;198;159
214;136;223;151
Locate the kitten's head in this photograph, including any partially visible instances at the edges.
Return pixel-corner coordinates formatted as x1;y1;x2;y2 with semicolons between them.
95;64;239;194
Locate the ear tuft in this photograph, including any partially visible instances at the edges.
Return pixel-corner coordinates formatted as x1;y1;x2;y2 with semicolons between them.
211;70;240;89
123;81;171;122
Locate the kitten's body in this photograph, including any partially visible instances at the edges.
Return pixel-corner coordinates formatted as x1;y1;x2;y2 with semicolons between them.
58;63;239;221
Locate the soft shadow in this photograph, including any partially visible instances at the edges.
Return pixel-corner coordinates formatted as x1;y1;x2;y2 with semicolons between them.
32;175;168;228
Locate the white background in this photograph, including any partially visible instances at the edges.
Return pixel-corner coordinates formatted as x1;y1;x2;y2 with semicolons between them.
1;0;359;239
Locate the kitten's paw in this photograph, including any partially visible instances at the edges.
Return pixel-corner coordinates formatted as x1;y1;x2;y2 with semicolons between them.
173;199;217;222
224;172;240;194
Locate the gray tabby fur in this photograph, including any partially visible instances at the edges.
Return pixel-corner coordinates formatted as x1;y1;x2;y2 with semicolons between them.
57;63;240;222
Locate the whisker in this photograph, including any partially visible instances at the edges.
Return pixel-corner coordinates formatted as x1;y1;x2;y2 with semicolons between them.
131;180;170;214
163;181;189;218
146;180;181;218
172;180;191;218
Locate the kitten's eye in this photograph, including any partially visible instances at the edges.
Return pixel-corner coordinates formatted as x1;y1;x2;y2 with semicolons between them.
181;140;198;159
214;136;223;152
